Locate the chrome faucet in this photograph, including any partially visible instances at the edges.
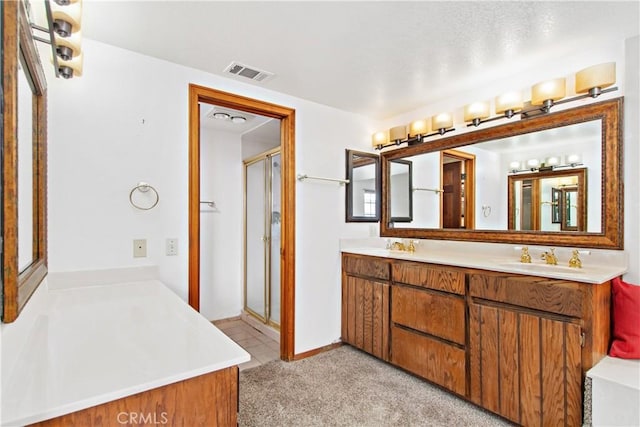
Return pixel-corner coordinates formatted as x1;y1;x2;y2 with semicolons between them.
541;248;558;265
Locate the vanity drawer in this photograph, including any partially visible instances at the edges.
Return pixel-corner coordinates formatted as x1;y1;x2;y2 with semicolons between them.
469;273;583;317
391;285;465;345
343;254;390;281
392;261;465;295
391;325;466;396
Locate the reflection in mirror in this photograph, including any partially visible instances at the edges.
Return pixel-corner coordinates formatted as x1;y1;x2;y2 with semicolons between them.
17;53;34;272
345;150;380;222
3;0;49;322
389;159;412;222
389;120;601;232
380;98;622;249
509;168;587;232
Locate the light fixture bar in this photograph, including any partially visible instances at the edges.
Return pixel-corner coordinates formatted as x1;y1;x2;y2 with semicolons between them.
31;0;61;78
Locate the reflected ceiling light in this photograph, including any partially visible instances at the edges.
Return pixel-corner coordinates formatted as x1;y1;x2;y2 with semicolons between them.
576;62;616;98
432;113;454;135
230;115;247;124
545;156;561;166
213;112;230;120
509;161;522;173
531;78;566;112
464;101;490;127
566;154;582;165
527;159;540;169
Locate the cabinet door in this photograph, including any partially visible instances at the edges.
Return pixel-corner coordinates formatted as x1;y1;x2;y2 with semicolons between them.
469;301;582;426
342;275;390;360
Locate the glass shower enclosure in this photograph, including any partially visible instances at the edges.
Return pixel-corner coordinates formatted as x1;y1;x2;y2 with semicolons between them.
244;149;280;329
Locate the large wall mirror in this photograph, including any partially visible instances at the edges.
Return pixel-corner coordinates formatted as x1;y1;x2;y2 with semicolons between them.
345;150;380;222
381;98;623;249
2;0;49;322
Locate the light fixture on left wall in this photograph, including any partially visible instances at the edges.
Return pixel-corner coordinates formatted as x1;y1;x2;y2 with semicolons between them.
30;0;84;78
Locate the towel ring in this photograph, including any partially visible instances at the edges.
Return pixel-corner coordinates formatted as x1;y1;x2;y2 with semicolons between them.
129;182;159;210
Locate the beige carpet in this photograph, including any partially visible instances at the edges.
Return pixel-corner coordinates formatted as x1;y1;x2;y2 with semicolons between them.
239;345;513;426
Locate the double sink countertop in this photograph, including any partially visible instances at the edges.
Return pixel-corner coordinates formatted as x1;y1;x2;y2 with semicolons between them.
340;238;628;284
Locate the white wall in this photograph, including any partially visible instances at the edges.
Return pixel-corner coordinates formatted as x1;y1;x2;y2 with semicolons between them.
44;39;376;354
624;36;640;283
199;128;243;321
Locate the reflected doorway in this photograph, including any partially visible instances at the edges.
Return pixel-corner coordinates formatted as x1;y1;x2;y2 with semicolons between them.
440;149;475;229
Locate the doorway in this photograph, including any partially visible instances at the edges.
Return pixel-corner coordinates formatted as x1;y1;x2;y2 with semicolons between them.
440;149;475;229
244;149;281;330
189;84;296;361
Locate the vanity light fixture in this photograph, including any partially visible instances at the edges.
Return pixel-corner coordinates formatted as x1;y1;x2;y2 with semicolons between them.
432;113;454;135
389;125;407;143
576;62;616;98
375;62;617;149
531;78;566;113
31;0;84;78
464;101;490;127
495;91;524;119
371;130;393;150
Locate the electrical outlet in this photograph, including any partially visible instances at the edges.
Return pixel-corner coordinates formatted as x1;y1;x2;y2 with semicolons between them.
166;238;178;256
133;239;147;257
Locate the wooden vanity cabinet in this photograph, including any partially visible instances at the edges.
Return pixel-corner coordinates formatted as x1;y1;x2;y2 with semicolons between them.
390;261;467;396
340;254;611;426
468;272;611;427
341;254;390;360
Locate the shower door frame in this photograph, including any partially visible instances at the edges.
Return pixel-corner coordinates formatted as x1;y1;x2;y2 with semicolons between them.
188;84;296;361
243;148;281;329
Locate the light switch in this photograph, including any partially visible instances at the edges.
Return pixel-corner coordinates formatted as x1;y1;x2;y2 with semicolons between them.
166;238;178;256
133;239;147;257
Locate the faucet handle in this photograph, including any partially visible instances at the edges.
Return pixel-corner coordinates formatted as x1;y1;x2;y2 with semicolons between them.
568;249;583;268
520;246;532;263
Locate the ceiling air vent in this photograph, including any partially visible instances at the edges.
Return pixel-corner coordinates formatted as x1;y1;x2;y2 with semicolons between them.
223;61;274;83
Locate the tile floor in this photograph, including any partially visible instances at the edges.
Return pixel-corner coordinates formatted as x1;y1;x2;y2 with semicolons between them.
214;318;280;371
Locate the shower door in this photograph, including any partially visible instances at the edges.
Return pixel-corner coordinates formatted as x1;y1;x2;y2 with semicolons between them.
244;150;280;328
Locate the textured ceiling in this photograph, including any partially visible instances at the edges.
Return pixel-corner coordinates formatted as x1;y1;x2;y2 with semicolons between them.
81;1;639;119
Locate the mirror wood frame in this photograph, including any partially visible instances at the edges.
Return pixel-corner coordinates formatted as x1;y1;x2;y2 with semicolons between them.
381;97;623;249
345;150;381;222
2;0;48;323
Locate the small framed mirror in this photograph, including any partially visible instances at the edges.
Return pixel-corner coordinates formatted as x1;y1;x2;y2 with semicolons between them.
345;150;380;222
389;159;413;223
508;168;587;232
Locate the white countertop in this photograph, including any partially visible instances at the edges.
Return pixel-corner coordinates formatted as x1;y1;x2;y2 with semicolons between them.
1;278;250;426
340;238;627;284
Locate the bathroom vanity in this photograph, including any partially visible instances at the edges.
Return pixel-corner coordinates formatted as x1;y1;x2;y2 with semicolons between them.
1;273;250;426
341;241;625;426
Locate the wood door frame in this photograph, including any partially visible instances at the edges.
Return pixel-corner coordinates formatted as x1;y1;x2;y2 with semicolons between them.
439;149;476;229
188;84;296;361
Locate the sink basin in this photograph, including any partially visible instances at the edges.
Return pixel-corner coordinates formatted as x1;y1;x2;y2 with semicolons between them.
497;262;585;274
